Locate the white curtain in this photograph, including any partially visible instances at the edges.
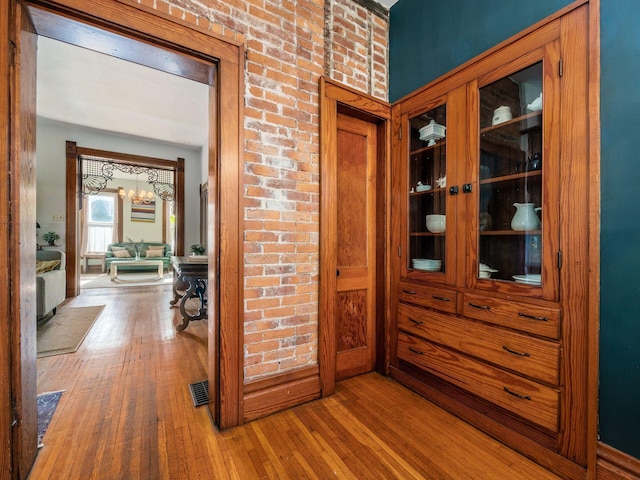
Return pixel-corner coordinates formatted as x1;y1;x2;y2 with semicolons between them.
80;197;88;257
112;192;120;244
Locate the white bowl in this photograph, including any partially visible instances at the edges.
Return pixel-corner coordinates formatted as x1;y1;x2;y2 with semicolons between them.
426;214;446;233
479;263;498;273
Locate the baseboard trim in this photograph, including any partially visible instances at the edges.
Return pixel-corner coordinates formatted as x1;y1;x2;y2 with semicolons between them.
597;442;640;480
243;366;321;423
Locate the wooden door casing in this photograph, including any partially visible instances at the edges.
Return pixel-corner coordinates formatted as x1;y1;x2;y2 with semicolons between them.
2;9;243;475
335;113;377;381
319;77;391;397
10;3;39;477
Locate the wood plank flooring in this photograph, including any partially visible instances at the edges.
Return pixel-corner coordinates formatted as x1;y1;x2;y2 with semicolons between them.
29;284;561;479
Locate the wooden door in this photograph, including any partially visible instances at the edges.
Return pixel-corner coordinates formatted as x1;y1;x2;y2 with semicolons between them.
335;113;377;381
9;3;39;477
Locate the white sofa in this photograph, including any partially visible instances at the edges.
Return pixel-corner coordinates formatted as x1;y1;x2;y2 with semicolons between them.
36;250;66;320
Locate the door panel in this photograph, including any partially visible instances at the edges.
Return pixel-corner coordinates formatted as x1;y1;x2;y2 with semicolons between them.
335;113;377;381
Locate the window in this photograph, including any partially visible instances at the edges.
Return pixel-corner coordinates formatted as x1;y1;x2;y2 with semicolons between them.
87;194;115;253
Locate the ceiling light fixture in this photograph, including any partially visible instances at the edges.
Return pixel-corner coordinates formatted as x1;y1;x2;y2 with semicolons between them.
119;174;154;205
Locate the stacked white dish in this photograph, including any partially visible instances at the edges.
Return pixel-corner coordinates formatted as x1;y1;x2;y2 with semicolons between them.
478;263;498;279
412;258;442;272
418;120;446;146
513;274;541;285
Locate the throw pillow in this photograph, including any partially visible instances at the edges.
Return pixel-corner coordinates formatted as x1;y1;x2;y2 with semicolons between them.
36;259;60;274
147;245;164;251
146;249;163;258
110;246;127;251
113;249;131;258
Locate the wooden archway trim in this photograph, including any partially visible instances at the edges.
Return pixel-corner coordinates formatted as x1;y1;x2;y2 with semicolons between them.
23;0;244;433
65;141;185;297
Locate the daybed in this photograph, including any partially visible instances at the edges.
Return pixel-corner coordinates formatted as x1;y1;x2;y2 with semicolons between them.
104;242;172;273
36;250;66;320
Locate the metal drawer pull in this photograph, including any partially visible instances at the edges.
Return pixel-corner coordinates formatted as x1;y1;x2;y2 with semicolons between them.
518;312;549;322
402;289;417;295
409;318;424;326
408;347;424;355
502;345;530;357
432;295;450;302
469;302;491;310
503;387;531;400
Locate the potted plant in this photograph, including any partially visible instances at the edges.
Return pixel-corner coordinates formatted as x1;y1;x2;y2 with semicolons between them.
42;231;60;246
126;237;144;259
189;243;206;256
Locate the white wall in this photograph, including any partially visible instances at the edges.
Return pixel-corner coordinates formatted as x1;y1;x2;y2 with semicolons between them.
115;177;164;242
36;118;203;251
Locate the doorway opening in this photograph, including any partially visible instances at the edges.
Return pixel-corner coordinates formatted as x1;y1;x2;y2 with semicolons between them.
63;143;187;296
7;2;244;474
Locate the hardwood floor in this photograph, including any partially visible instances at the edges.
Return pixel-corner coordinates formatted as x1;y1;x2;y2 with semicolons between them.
29;285;561;479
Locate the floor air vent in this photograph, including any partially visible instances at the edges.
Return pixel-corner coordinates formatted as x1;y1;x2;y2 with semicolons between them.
189;380;209;407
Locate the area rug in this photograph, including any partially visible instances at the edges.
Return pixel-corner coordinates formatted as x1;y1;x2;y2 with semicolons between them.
37;305;105;358
81;272;173;289
37;390;64;448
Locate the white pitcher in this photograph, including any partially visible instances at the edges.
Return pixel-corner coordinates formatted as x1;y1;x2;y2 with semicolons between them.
511;203;541;231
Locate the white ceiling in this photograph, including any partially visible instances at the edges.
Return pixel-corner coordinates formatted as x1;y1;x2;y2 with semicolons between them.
37;36;210;148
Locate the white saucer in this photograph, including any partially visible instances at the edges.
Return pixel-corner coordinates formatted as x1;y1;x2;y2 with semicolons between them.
513;274;541;285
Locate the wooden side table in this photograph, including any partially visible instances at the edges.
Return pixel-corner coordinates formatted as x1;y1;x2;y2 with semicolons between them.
82;253;106;273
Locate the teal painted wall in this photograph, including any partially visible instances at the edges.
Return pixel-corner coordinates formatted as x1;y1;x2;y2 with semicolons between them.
598;0;640;459
389;0;571;101
389;0;640;460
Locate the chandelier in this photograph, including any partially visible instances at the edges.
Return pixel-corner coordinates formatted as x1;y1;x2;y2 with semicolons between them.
119;175;154;204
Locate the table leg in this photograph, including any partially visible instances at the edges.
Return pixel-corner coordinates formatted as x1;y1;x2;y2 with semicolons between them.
175;274;207;332
110;264;118;280
170;269;183;306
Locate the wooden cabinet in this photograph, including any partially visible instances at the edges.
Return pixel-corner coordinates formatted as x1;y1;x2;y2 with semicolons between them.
389;5;590;478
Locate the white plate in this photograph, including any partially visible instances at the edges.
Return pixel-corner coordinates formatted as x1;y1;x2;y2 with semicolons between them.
414;266;441;272
513;274;541;285
479;263;498;272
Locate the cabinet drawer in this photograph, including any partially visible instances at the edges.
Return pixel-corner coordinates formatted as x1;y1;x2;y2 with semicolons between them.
397;332;559;432
461;293;561;339
398;281;457;314
398;303;560;385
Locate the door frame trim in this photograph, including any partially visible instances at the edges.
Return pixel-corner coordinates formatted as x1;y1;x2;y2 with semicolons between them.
5;1;244;460
319;77;391;396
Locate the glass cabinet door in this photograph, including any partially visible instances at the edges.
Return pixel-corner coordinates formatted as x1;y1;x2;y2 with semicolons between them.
477;62;545;288
406;103;448;277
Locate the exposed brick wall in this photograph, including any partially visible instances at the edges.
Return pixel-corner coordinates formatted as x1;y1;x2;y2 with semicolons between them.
325;0;389;100
126;0;389;381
